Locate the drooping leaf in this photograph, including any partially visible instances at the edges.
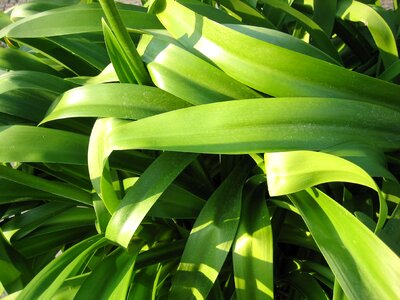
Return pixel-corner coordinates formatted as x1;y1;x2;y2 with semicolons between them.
169;159;251;299
289;188;400;300
0;126;89;164
155;0;400;106
106;98;400;154
265;150;387;231
105;152;197;247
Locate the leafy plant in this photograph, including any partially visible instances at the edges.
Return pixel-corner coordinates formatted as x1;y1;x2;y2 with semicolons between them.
0;0;399;299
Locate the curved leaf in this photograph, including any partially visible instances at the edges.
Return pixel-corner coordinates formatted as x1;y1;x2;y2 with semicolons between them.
105;152;197;247
290;188;400;300
336;0;398;69
0;4;162;38
169;160;251;299
0;48;60;75
260;0;341;61
107;98;400;154
233;183;273;300
0;126;88;164
265;150;387;231
154;0;400;108
41;83;190;124
138;34;261;104
17;235;107;300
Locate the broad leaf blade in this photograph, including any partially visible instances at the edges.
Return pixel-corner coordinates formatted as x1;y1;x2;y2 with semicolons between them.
289;188;400;300
169;160;251;299
106;152;197;248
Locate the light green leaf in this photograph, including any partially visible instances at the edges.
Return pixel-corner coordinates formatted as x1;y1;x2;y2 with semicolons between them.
0;4;162;38
233;183;273;300
100;0;151;85
107;98;400;154
0;126;89;165
260;0;341;61
289;188;400;300
137;34;261;104
0;47;60;75
17;235;107;300
41;83;190;124
336;0;398;69
264;150;387;231
225;24;339;64
75;244;143;300
169;160;251;299
155;0;400;106
105;152;197;247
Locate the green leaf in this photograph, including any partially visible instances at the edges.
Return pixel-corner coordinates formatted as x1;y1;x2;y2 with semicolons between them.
0;233;24;293
41;83;190;124
2;202;73;242
17;235;107;299
218;0;275;28
225;24;339;64
0;48;60;75
284;272;329;300
137;34;261;104
107;98;400;154
379;60;400;82
260;0;341;61
169;159;251;299
66;63;119;85
102;18;137;84
148;182;205;219
0;4;162;38
233;183;273;300
289;188;400;300
0;178;64;204
99;0;151;84
14;37;100;76
0;70;75;94
336;0;399;69
0;126;89;164
312;0;337;36
264;150;387;231
154;0;400;106
105;152;197;247
48;35;109;70
10;1;79;22
75;244;143;300
0;89;54;123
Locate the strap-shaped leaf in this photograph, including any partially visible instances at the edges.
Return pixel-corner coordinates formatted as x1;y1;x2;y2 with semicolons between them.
0;125;89;164
0;166;92;205
260;0;340;61
0;48;60;75
17;235;107;299
233;183;273;299
41;83;190;124
169;159;251;299
137;34;261;104
337;0;398;69
155;0;400;107
105;152;197;247
289;188;400;300
265;151;387;231
107;98;400;154
100;0;150;85
75;245;143;300
313;0;337;36
225;24;339;64
0;70;75;94
0;4;162;38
